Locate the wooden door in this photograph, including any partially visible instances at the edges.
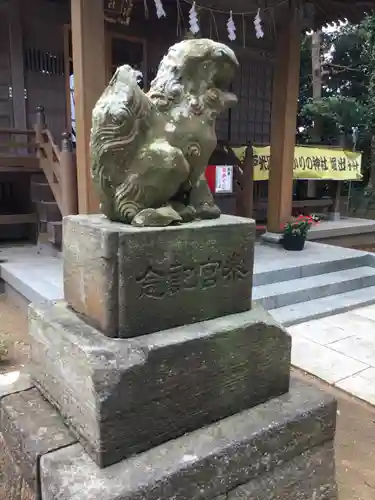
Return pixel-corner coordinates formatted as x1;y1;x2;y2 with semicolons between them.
0;4;14;128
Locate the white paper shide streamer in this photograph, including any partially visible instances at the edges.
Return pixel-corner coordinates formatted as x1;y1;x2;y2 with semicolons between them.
227;11;236;41
189;2;200;34
254;8;264;38
154;0;166;18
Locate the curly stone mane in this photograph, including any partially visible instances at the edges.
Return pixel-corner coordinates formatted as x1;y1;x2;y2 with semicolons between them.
147;39;237;113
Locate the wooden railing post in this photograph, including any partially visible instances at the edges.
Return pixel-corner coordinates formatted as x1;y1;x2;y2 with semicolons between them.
60;132;78;217
241;142;254;219
35;105;46;136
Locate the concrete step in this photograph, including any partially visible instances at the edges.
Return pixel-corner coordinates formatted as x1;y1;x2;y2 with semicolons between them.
47;221;62;250
270;286;375;327
0;256;63;305
35;201;61;223
254;266;375;310
253;253;372;287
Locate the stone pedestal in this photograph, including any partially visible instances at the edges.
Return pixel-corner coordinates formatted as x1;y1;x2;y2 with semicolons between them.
63;214;254;338
29;301;291;467
1;375;337;500
0;214;338;499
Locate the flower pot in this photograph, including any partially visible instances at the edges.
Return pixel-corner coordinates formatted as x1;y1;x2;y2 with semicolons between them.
282;233;306;251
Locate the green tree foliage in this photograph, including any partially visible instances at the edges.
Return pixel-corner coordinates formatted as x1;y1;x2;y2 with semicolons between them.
298;22;370;140
298;16;375;183
302;96;368;136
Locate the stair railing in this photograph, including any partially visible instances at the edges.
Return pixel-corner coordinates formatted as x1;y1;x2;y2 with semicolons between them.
34;106;78;217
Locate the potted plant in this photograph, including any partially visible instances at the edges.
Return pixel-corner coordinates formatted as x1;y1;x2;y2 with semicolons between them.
281;215;316;251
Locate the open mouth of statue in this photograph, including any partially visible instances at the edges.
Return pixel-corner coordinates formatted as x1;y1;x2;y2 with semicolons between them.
213;73;232;91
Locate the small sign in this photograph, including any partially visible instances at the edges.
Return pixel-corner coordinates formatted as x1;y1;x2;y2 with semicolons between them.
215;165;233;194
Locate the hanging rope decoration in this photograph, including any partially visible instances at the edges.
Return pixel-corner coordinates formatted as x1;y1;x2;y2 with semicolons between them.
154;0;166;18
227;11;236;41
254;8;264;39
147;0;291;43
180;0;288;16
189;2;200;34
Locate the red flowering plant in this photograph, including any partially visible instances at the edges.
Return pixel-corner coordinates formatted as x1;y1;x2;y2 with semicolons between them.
282;215;317;239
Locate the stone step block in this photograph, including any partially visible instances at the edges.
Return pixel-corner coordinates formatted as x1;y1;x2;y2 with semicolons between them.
47;221;62;250
0;387;76;497
35;201;61;223
38;378;337;500
254;266;375;310
0;377;337;500
29;301;291;468
63;214;255;338
271;285;375;326
253;243;373;287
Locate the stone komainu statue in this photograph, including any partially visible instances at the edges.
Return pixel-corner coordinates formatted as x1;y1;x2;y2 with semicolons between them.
90;39;238;227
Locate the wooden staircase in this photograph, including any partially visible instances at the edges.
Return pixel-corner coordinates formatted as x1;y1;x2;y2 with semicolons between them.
30;174;63;248
34;106;78;249
0;127;41;243
0;107;78;249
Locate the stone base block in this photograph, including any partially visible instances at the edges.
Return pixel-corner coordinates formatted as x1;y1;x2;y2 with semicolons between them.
0;373;76;500
63;214;255;338
328;211;341;222
29;301;291;468
260;231;283;245
0;377;338;499
0;435;36;500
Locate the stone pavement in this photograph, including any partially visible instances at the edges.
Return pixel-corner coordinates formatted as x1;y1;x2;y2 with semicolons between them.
288;305;375;405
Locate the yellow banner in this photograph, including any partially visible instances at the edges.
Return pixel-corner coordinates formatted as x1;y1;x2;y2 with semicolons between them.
233;145;362;181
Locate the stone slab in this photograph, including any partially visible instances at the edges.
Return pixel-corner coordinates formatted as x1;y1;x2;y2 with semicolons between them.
260;231;282;245
0;373;36;499
291;336;368;384
63;214;255;338
0;372;33;400
226;442;337;499
0;388;77;495
39;378;337;499
29;301;291;468
336;367;375;405
0;434;36;500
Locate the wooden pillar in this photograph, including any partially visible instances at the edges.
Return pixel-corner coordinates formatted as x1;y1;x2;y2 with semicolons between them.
71;0;106;214
61;132;78;217
8;0;27;129
240;143;254;219
267;6;301;232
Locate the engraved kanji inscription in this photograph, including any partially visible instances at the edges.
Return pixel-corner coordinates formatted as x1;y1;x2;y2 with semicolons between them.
199;261;221;290
136;267;168;299
167;264;184;295
222;252;250;281
182;266;199;290
136;252;250;299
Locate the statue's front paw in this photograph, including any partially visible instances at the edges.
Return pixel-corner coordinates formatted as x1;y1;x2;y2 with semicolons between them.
169;201;196;222
179;205;196;222
132;207;182;227
195;203;221;220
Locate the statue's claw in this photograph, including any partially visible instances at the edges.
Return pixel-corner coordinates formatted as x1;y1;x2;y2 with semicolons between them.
170;202;196;222
195;203;221;220
131;207;182;227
